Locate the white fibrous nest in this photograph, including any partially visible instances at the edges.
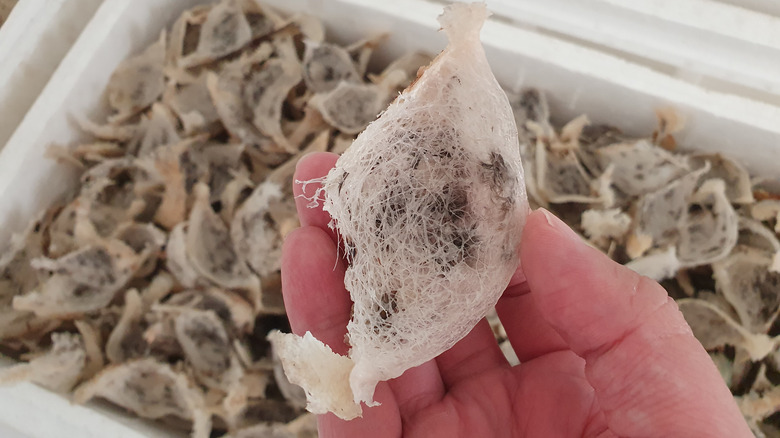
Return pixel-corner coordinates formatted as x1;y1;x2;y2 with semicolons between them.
270;2;528;418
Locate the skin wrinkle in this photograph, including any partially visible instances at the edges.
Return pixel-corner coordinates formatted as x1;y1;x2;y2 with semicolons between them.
458;390;497;437
436;320;508;387
389;361;445;423
497;371;520;437
513;374;539;436
396;389;440;422
507;352;597;437
594;339;657;400
438;340;502;385
587;312;667;384
510;369;537;437
408;367;522;438
405;402;453;438
581;285;669;359
560;366;597;436
461;369;515;438
582;396;612;438
542;250;670;358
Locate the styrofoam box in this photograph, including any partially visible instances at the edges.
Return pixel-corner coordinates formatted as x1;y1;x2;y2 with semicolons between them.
0;0;104;152
0;0;778;436
488;0;780;101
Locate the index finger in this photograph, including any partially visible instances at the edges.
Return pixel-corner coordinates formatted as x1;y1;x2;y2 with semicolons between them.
281;225;351;353
281;225;403;438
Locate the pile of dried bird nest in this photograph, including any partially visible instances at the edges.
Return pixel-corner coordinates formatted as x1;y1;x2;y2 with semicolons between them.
0;0;779;437
508;88;780;437
0;0;429;437
0;0;17;28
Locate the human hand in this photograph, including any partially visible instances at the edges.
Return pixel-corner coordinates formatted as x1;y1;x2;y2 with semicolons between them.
281;151;752;438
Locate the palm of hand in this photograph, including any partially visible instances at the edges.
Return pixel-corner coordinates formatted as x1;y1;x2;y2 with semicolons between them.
398;346;604;438
282;153;752;438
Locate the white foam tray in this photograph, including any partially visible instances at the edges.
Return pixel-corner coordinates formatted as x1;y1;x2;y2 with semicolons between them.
0;0;104;151
0;0;778;436
487;0;780;100
0;357;181;438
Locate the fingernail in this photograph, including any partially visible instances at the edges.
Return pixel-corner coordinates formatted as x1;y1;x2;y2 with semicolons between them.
539;208;582;243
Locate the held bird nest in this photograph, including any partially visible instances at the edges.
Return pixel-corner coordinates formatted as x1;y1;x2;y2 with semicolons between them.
269;2;528;419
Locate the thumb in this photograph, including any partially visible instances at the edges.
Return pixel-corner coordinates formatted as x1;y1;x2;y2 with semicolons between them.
520;209;751;438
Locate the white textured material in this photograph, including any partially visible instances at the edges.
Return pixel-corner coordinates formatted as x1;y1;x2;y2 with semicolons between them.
320;3;528;406
268;331;360;419
0;0;777;435
483;0;780;100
